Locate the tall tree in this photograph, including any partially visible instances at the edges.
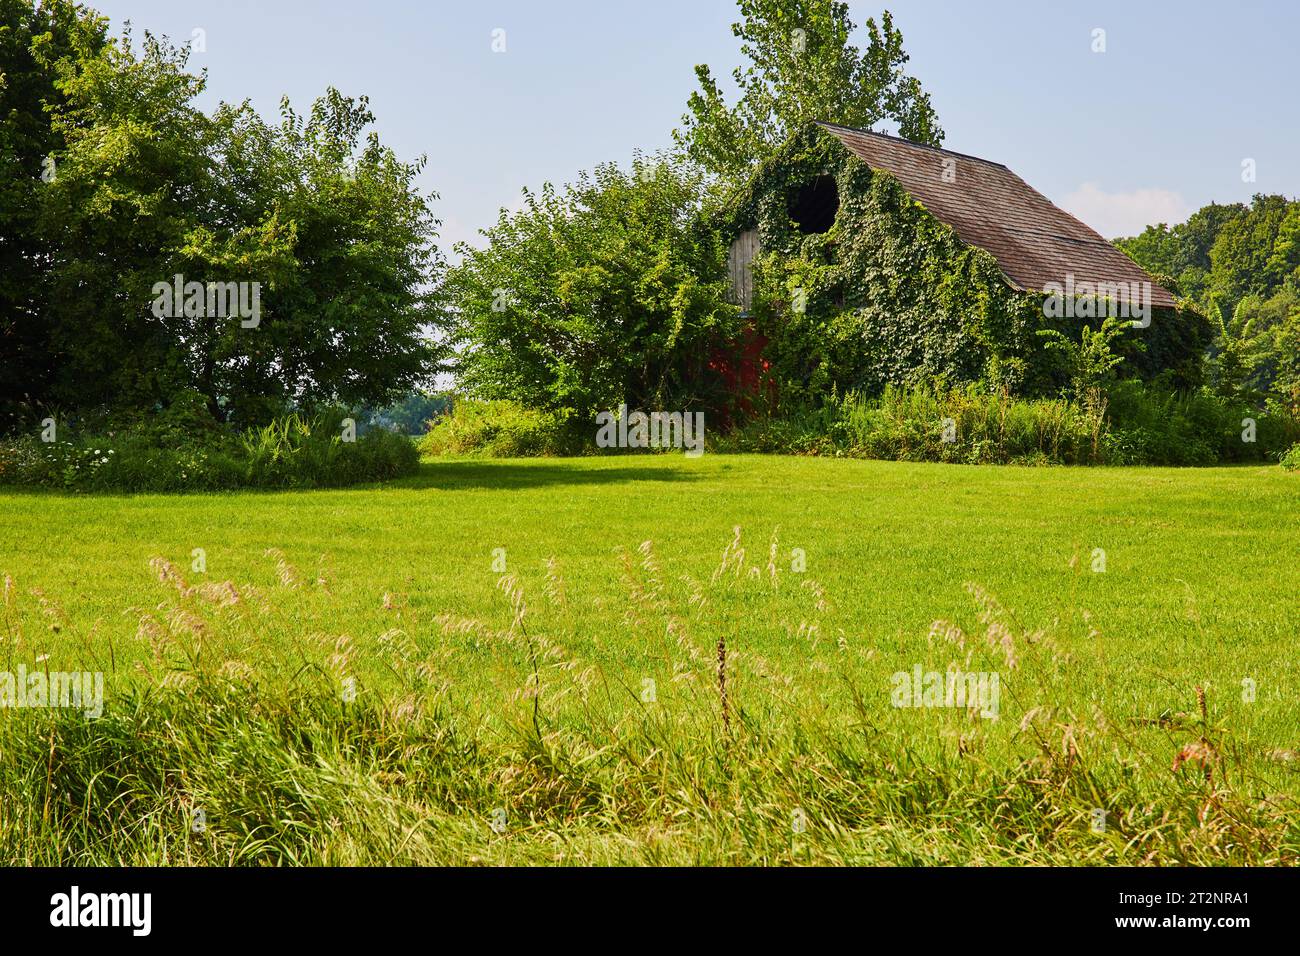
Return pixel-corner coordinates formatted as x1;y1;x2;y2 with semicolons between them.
675;1;943;184
17;18;440;428
1208;194;1297;315
0;0;108;429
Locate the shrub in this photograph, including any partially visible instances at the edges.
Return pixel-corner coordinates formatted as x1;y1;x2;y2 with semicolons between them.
1103;381;1297;466
240;411;419;488
720;385;1103;464
419;399;581;458
443;156;738;425
0;410;417;492
715;382;1299;467
1281;444;1300;471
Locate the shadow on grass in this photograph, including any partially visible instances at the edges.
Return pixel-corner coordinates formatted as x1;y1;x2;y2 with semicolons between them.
0;457;705;499
398;457;705;491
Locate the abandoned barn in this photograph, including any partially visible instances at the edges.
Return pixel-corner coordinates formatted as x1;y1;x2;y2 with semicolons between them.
721;121;1207;399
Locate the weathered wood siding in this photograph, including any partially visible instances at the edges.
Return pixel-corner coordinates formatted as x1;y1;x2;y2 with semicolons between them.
727;229;760;313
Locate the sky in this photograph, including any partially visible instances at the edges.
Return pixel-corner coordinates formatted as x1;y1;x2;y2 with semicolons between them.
90;0;1298;250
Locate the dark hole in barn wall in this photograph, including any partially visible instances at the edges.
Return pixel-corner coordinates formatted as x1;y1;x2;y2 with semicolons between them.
788;174;839;235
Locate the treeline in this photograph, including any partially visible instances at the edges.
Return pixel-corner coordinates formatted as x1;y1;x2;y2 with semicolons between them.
0;0;441;434
1117;195;1300;408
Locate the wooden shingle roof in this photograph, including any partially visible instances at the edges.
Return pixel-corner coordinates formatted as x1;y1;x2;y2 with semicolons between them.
817;122;1176;308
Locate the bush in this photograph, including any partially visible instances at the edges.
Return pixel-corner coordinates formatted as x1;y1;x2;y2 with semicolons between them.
1281;444;1300;471
401;384;1300;467
715;382;1299;467
0;409;418;492
1103;381;1297;466
419;399;581;457
720;385;1104;464
443;156;738;425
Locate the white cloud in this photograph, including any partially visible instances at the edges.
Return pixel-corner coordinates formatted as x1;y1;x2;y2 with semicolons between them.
1059;182;1191;240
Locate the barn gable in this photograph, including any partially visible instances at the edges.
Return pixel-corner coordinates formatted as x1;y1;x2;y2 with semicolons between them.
810;121;1176;308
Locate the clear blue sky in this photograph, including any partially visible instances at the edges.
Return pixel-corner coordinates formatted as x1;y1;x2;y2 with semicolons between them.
92;0;1298;248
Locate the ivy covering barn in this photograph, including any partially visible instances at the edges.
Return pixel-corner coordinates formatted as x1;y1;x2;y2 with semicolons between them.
721;121;1212;406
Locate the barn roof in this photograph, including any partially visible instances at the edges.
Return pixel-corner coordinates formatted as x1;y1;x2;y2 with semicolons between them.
816;122;1177;308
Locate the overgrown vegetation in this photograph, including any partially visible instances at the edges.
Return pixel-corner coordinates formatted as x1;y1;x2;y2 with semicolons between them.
732;125;1212;403
419;400;582;458
2;498;1297;865
1118;195;1300;415
422;384;1296;467
0;400;417;491
0;0;441;434
443;156;737;425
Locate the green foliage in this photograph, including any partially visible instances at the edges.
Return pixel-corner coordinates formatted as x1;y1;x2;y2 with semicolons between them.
1281;443;1300;471
0;409;417;491
676;1;942;184
1036;316;1130;399
720;385;1104;463
1120;195;1300;411
237;411;418;488
1207;195;1299;314
419;400;581;458
1221;288;1300;410
1117;194;1300;319
1115;202;1247;303
0;0;109;431
444;156;737;423
734;126;1208;406
715;381;1296;466
1102;381;1295;466
2;12;440;433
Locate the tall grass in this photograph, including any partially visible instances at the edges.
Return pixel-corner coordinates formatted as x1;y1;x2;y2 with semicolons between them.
718;383;1299;466
1;531;1295;866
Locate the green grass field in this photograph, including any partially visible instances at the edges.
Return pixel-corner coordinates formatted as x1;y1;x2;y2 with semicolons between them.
1;455;1297;864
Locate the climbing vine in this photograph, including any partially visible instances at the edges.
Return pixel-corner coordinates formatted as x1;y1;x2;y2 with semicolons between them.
724;124;1210;406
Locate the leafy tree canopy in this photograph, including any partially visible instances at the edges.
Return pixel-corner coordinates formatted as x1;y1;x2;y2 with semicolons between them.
0;0;109;430
2;5;441;431
1119;194;1300;405
675;2;942;186
444;156;738;423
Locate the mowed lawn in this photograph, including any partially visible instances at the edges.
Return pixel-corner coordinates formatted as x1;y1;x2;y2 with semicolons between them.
1;455;1298;865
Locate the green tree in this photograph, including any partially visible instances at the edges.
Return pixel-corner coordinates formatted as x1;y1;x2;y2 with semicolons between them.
1207;194;1297;316
205;90;443;425
1037;316;1132;402
445;156;737;422
0;0;108;429
1116;201;1246;303
21;22;440;428
1225;288;1300;401
675;1;942;185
